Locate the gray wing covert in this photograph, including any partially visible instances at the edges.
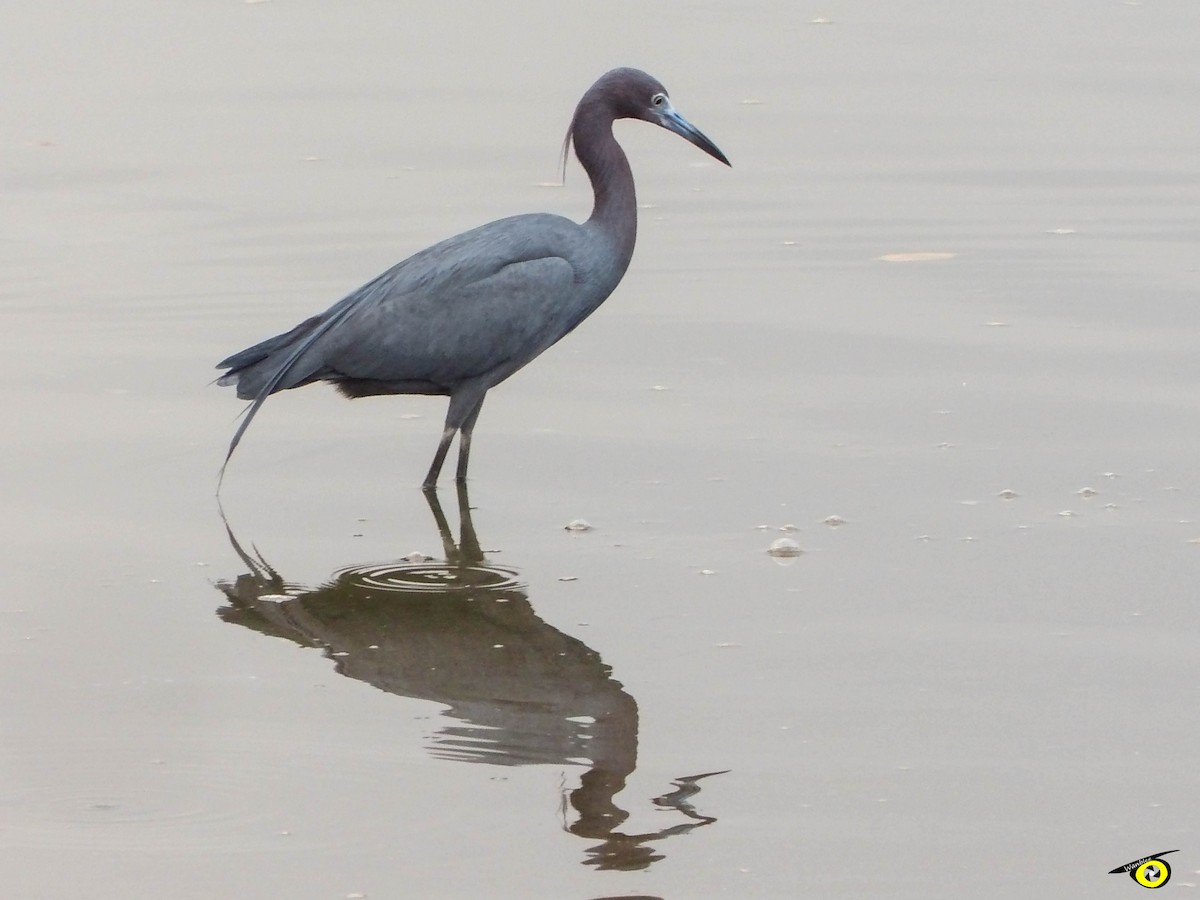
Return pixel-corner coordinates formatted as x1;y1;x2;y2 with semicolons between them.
315;254;580;388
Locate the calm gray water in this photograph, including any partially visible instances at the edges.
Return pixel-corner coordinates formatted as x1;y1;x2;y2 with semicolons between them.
2;1;1198;897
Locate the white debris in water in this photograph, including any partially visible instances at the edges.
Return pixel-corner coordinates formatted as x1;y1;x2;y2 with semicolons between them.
260;594;290;603
1058;510;1077;518
877;251;956;262
823;515;846;527
650;384;670;391
1045;227;1076;234
403;551;433;562
984;321;1009;327
558;576;578;582
779;523;799;532
1076;487;1098;497
565;715;596;724
700;569;717;576
810;17;833;24
766;537;803;558
564;519;594;532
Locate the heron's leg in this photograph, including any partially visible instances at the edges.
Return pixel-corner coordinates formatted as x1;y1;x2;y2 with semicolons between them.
455;395;487;483
423;427;456;491
425;389;485;491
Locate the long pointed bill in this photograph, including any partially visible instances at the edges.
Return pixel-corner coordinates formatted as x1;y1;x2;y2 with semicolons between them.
657;100;731;166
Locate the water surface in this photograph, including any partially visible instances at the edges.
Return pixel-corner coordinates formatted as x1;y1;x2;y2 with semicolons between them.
2;1;1198;897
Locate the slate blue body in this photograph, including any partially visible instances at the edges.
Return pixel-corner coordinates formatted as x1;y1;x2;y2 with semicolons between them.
216;68;729;489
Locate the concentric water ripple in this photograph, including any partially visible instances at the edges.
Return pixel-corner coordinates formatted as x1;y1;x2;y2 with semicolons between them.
331;561;525;597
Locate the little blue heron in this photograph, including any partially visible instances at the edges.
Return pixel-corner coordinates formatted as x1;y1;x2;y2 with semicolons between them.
216;67;729;489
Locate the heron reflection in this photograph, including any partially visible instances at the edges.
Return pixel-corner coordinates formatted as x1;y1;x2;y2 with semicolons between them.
215;486;722;870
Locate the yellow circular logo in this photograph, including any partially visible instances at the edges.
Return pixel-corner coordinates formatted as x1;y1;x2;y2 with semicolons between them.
1133;858;1171;889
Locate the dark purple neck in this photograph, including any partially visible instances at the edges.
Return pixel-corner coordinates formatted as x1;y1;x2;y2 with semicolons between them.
571;104;637;257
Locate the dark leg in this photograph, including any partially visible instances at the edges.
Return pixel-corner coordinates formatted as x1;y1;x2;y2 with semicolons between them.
423;426;456;491
454;395;486;484
424;389;486;491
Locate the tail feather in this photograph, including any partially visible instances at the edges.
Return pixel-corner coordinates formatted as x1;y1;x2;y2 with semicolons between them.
216;314;325;398
216;302;361;491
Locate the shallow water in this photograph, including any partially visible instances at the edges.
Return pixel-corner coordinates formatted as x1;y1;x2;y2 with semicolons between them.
3;1;1199;897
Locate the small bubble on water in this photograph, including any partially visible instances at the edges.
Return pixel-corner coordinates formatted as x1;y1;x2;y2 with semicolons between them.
700;568;717;576
1058;510;1077;518
403;551;433;562
558;576;578;582
1076;487;1097;497
779;523;799;532
997;489;1019;500
564;519;594;532
823;515;846;527
1045;227;1076;235
766;537;803;558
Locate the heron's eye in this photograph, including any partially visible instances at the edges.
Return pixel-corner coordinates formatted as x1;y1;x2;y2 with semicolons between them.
651;93;666;107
